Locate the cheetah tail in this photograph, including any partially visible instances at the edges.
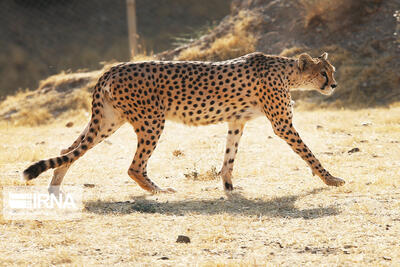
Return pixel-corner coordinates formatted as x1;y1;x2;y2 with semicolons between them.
22;142;87;181
22;82;105;181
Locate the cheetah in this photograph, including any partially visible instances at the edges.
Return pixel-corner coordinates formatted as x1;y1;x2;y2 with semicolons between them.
23;52;345;193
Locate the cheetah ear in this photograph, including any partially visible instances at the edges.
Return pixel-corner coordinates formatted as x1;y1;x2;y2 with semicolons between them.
319;52;328;60
298;53;313;71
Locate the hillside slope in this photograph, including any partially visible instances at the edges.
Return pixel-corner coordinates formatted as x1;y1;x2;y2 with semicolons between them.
1;0;399;125
160;0;400;107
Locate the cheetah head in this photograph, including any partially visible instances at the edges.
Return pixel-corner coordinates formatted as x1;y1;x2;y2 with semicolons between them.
297;52;337;95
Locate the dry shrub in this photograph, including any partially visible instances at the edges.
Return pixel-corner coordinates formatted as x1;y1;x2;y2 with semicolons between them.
0;56;160;126
130;54;156;62
38;69;100;94
0;69;98;126
177;11;257;61
14;107;54;126
279;47;307;58
184;166;219;181
301;0;383;30
0;87;92;126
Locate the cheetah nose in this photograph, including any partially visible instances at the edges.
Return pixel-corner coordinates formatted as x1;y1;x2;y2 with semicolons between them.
331;84;337;89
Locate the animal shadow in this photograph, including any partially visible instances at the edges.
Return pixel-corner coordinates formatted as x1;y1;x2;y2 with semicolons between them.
85;187;340;220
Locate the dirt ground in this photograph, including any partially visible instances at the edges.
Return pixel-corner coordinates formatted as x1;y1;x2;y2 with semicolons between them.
0;105;399;266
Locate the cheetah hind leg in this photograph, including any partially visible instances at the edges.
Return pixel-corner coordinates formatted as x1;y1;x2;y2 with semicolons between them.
48;124;90;192
128;118;175;194
49;100;124;192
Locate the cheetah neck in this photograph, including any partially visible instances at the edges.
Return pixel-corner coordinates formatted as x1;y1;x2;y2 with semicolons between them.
261;56;304;92
285;60;304;90
284;59;314;91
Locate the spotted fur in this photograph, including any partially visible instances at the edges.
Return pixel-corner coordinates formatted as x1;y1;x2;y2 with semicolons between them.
23;52;345;193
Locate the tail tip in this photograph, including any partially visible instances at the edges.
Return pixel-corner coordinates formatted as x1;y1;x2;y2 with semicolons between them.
22;171;31;181
22;161;44;181
22;168;37;181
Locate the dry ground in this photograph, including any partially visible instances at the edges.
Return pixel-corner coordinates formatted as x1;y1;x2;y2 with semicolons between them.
0;105;399;266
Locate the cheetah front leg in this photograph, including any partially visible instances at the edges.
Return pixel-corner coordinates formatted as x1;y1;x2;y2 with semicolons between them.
220;122;245;191
270;117;345;187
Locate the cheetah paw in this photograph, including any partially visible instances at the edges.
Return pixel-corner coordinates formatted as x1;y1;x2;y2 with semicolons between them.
152;187;177;194
324;176;345;187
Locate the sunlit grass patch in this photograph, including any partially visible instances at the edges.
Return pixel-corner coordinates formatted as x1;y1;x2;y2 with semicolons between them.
0;106;399;265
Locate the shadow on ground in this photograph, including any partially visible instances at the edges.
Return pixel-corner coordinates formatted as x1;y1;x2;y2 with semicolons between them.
84;188;340;219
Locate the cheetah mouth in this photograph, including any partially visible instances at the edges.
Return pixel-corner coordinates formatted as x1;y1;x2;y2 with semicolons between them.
320;72;329;91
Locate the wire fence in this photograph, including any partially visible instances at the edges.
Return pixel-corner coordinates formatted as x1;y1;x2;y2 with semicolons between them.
0;0;128;96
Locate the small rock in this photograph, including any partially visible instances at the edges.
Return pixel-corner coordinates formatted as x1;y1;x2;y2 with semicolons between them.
159;256;169;260
361;122;372;127
348;147;360;154
172;149;184;157
176;235;191;244
316;125;323;129
268;136;273;139
343;245;357;249
84;183;95;188
65;121;74;128
383;256;391;261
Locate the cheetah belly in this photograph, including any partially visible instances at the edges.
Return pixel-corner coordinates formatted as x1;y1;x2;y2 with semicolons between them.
165;104;263;126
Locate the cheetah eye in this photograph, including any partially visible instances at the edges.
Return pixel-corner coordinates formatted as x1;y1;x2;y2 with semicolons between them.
321;71;327;77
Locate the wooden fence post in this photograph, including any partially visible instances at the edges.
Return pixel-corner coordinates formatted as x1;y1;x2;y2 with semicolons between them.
126;0;138;59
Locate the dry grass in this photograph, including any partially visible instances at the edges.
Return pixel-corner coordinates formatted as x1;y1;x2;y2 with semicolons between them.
1;104;400;265
177;11;257;61
0;69;99;126
300;0;383;30
0;88;91;127
0;56;157;127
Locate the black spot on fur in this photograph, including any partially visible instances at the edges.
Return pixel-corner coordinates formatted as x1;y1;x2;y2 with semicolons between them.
37;160;46;172
49;159;55;168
